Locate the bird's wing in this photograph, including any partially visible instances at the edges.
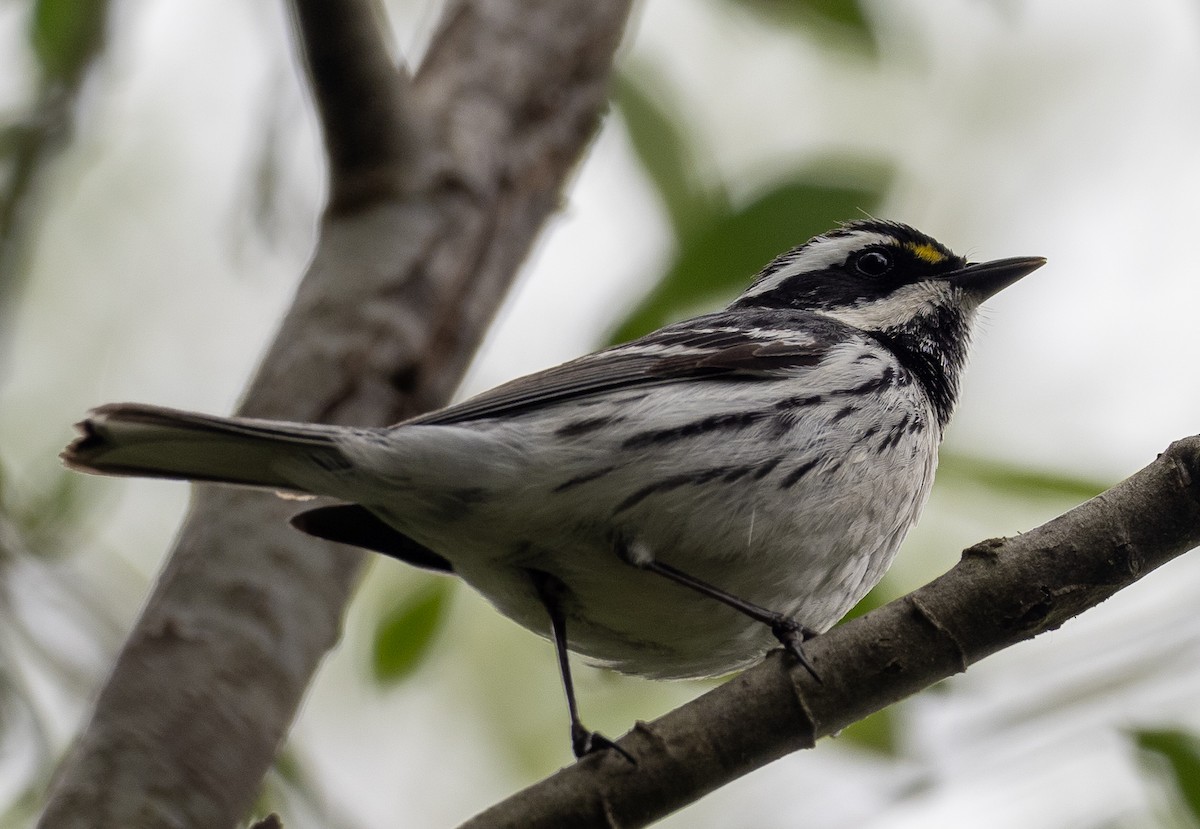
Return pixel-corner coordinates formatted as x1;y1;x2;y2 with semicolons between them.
406;312;841;426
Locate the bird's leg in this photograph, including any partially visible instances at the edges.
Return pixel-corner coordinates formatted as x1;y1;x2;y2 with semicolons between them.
529;569;636;763
616;538;822;682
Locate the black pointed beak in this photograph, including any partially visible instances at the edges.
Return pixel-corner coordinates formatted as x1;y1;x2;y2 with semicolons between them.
944;256;1046;300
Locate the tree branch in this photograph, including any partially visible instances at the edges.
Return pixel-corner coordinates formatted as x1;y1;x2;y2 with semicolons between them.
289;0;421;211
38;1;632;826
460;436;1200;829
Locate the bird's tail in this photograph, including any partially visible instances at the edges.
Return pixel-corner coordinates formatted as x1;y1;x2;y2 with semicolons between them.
62;403;355;494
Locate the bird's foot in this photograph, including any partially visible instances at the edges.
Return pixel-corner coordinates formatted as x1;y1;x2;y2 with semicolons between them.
571;723;637;765
771;618;822;683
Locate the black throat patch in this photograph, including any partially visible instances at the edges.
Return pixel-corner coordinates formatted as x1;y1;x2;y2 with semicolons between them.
868;304;973;430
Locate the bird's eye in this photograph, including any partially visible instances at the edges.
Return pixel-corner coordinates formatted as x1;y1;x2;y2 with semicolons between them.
854;249;893;277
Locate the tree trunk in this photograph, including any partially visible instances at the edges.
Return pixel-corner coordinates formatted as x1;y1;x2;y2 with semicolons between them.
38;2;633;826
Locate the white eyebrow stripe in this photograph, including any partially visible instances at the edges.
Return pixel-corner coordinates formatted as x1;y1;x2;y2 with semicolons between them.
741;231;898;299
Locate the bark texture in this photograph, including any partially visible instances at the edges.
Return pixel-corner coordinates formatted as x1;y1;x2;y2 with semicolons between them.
38;1;633;826
461;436;1200;829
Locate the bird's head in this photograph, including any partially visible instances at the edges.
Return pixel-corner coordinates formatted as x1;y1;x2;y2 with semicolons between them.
734;219;1045;331
732;220;1045;428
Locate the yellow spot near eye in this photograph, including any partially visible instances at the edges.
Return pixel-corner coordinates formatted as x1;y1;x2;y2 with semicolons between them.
907;243;946;264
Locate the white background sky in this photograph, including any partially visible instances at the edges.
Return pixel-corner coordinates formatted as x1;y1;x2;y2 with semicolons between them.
2;0;1199;827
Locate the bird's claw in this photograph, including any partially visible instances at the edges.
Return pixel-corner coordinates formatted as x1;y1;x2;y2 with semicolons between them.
571;723;637;765
771;618;822;684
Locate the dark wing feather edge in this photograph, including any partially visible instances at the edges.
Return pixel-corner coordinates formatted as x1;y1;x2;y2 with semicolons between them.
406;312;838;427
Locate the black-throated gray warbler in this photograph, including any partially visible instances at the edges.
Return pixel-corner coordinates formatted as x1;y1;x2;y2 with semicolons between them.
63;220;1044;759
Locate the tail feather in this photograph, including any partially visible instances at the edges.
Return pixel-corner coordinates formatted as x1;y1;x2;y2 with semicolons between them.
62;403;352;493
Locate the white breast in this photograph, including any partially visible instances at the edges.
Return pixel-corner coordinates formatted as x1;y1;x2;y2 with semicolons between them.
350;341;942;679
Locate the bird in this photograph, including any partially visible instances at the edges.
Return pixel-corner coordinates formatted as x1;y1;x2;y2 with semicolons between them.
63;219;1044;759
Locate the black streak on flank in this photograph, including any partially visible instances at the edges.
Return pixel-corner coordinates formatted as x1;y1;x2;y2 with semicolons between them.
877;413;911;453
779;459;820;489
768;413;797;438
620;411;767;450
753;457;783;480
774;394;824;410
840;366;896;396
555;415;624;438
614;467;730;514
552;465;618;492
831;404;856;422
768;394;825;436
721;465;757;483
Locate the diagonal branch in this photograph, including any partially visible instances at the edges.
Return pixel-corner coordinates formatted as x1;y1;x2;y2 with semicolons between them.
461;435;1200;829
38;1;633;827
289;0;421;211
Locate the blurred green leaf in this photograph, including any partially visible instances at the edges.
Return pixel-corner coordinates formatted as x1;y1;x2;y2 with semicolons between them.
799;0;871;31
938;453;1108;502
1134;728;1200;824
270;748;303;786
838;709;896;754
30;0;108;85
839;578;891;624
609;163;891;344
613;69;728;242
372;581;450;685
12;469;90;556
720;0;877;57
254;746;345;829
0;782;43;829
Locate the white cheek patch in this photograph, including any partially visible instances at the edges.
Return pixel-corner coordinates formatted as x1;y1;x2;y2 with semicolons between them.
822;281;963;330
742;232;899;299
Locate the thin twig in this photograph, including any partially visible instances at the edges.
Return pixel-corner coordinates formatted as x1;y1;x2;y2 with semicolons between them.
288;0;422;211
